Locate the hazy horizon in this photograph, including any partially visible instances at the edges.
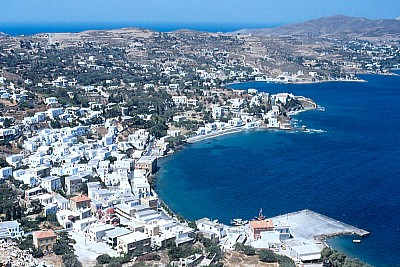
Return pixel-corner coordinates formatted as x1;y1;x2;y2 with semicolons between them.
2;0;399;27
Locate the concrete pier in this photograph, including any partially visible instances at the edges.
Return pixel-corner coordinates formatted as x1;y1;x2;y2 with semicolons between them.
271;209;370;241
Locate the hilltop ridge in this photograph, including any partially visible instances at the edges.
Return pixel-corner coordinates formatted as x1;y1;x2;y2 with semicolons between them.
233;15;400;37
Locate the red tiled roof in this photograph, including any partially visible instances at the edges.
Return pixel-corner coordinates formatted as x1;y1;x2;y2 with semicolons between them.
250;219;274;229
70;195;91;203
33;229;57;239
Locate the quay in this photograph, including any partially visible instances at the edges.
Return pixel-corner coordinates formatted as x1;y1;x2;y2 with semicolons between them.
186;128;243;143
271;209;370;241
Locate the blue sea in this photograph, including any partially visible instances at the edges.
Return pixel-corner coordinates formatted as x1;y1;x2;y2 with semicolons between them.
156;74;400;267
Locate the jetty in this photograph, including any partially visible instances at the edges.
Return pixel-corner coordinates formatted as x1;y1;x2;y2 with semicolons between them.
271;209;370;241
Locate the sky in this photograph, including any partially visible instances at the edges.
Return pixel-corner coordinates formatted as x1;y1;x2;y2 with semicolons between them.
1;0;399;28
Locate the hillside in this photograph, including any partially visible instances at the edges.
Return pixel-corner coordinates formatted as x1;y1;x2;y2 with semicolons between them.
234;15;400;37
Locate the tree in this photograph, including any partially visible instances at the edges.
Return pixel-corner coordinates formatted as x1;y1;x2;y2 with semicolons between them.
62;254;82;267
96;254;112;265
321;247;333;260
0;158;9;168
50;119;61;129
201;237;213;248
3;118;13;128
234;242;244;252
188;221;198;230
32;247;44;258
5;208;12;221
167;245;197;261
258;249;295;267
17;235;34;251
258;249;276;263
29;199;43;215
15;205;22;219
47;213;60;226
150;123;168;139
243;245;255;256
206;244;223;260
12;206;17;220
109;262;123;267
78;183;88;195
53;242;72;255
106;156;117;164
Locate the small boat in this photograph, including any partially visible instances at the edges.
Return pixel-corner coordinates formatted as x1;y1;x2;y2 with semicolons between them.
352;239;361;243
254;208;265;221
230;218;242;225
230;218;247;226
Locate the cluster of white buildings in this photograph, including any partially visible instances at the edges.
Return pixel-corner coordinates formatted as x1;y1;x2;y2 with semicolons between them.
0;101;201;258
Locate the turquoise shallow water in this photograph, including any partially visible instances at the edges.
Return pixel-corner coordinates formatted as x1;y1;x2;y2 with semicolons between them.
156;74;400;267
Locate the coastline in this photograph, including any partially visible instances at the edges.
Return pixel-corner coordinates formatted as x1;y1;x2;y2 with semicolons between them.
153;79;385;265
186;127;244;143
224;77;367;87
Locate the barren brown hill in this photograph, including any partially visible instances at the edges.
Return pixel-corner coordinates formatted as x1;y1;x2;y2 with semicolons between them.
234;15;400;37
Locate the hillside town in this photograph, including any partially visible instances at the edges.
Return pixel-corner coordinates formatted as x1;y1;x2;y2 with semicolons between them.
0;20;397;267
0;58;321;266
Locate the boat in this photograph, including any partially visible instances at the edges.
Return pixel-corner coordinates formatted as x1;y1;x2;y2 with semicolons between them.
230;218;246;226
352;239;361;243
254;208;265;221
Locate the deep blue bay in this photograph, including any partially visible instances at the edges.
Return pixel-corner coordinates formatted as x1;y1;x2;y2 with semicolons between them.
156;75;400;267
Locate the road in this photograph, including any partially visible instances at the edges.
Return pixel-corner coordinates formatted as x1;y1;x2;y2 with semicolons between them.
144;138;154;156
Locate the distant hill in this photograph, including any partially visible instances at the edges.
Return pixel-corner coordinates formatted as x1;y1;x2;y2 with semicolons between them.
234;15;400;37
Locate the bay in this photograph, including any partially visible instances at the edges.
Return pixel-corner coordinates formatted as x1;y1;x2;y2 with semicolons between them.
156;74;400;267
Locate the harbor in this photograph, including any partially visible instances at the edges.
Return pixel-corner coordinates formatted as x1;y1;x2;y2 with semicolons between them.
270;209;370;240
213;209;370;263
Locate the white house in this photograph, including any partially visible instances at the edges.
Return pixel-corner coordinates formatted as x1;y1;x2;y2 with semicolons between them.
0;221;24;239
0;167;13;179
45;97;58;105
13;169;38;186
173;115;187;123
0;128;16;141
34;112;46;122
6;154;24;168
46;108;64;120
40;176;61;192
53;194;69;210
117;232;151;254
23;117;39;125
87;223;115;242
65;176;83;195
267;116;280;128
212;105;224;119
187;99;199;107
172;95;187;106
196;218;226;240
228;118;243;127
73;217;97;233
